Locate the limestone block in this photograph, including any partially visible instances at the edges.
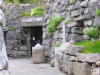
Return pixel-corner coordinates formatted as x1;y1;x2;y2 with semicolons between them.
80;0;89;8
67;22;80;28
63;61;73;75
94;16;100;26
83;35;90;40
68;34;83;42
74;14;93;21
73;62;91;75
74;1;81;10
84;20;93;26
71;27;83;34
71;10;80;18
0;70;9;75
76;53;100;63
92;67;100;75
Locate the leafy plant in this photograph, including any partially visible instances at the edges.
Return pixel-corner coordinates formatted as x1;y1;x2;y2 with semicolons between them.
69;0;76;4
8;26;16;31
54;41;62;47
74;40;100;53
31;6;45;16
47;16;64;34
20;11;31;17
96;9;100;16
83;27;100;38
4;0;41;4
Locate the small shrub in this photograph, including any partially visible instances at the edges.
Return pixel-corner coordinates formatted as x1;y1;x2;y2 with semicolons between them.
8;26;16;31
4;0;41;4
31;6;45;16
96;9;100;16
20;11;31;17
83;27;100;38
54;41;62;47
69;0;76;4
47;16;64;34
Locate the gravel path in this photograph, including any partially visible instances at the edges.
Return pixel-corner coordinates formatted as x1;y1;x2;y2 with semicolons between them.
9;58;65;75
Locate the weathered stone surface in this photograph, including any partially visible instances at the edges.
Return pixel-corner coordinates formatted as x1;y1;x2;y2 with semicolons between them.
73;62;91;75
0;70;9;75
56;42;83;55
71;10;80;18
94;16;100;26
80;0;89;8
83;35;90;40
84;20;93;26
96;61;100;67
75;14;93;21
50;59;55;67
64;61;73;75
68;34;83;42
0;26;8;71
67;22;81;27
71;27;83;34
92;67;100;75
76;53;100;63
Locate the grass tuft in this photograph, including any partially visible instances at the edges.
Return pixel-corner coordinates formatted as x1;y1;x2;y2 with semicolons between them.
74;40;100;53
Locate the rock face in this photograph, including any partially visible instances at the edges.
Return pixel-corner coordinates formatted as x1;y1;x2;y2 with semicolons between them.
0;18;9;75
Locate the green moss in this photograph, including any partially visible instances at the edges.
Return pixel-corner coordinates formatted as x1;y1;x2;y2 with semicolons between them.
69;0;76;4
83;27;100;38
31;6;45;16
74;40;100;53
20;11;31;17
47;16;64;34
8;26;16;31
54;41;62;47
96;9;100;16
64;19;70;24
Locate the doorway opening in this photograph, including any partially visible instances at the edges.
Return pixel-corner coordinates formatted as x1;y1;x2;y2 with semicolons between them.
30;26;43;54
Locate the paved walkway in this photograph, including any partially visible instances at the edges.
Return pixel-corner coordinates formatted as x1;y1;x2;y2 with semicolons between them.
9;58;65;75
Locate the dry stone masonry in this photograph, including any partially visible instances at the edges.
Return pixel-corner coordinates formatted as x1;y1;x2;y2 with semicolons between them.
43;0;100;60
43;0;100;75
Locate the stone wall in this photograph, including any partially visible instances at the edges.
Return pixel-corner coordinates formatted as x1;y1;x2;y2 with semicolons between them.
43;0;100;60
2;4;38;57
54;43;100;75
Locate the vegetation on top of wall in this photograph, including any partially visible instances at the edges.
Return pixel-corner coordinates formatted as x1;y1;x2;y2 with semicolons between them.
20;6;45;17
8;26;16;31
54;41;62;47
4;0;41;4
20;11;31;17
83;26;100;39
74;40;100;53
47;16;64;34
69;0;76;4
31;6;45;16
96;9;100;16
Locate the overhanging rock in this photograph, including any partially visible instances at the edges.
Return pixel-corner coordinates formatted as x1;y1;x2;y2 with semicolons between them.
21;16;45;27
